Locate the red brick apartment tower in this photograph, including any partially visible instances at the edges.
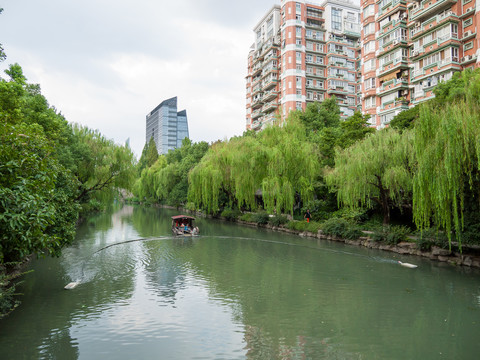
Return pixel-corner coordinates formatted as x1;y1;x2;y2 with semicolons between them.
375;0;410;127
360;0;380;126
323;0;362;119
408;0;480;106
460;0;479;69
279;0;327;117
246;5;282;131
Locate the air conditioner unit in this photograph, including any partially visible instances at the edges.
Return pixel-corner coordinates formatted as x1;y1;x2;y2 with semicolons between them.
415;21;421;27
393;39;399;45
464;30;471;38
465;7;473;13
413;50;419;56
461;57;465;62
467;54;472;60
331;85;336;90
402;90;408;96
413;4;418;10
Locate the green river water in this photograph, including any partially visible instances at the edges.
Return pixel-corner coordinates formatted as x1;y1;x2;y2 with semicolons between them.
1;205;479;359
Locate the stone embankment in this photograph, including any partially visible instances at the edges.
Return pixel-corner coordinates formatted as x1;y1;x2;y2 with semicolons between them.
237;220;480;269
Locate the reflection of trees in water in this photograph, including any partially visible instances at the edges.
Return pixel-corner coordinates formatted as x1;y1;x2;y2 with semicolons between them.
0;206;140;360
131;206;172;237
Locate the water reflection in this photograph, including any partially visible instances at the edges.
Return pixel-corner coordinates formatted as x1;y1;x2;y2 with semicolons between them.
0;205;479;360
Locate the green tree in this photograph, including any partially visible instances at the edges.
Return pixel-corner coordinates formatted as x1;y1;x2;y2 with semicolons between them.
337;111;375;149
298;98;341;138
137;136;158;176
326;129;415;225
389;106;419;132
413;89;480;249
72;125;136;205
188;117;319;215
134;139;209;207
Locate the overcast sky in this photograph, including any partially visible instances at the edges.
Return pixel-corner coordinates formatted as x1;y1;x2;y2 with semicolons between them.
0;0;281;157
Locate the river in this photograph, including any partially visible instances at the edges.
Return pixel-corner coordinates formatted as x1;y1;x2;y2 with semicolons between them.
1;205;479;359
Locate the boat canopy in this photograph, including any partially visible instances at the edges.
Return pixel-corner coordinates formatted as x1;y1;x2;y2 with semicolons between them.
171;215;195;221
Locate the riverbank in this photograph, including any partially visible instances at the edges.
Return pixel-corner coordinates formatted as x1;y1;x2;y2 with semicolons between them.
235;219;480;269
143;203;480;269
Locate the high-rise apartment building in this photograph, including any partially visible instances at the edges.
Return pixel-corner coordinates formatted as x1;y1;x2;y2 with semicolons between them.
246;0;362;131
360;0;480;128
248;0;479;132
146;96;189;155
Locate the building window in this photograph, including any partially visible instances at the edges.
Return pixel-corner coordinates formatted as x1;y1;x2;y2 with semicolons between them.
267;16;273;28
332;8;342;31
296;52;302;64
464;41;473;51
296;27;302;38
296;77;302;88
363;22;375;36
296;3;301;14
364;40;375;54
365;77;376;90
363;4;374;18
365;96;376;109
296;101;302;110
463;18;473;28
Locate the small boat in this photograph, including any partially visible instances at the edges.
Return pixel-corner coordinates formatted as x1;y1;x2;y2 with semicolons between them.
171;215;199;236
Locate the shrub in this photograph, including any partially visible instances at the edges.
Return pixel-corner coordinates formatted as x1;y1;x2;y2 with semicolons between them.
221;208;241;222
331;207;369;223
0;266;28;319
286;220;307;232
269;215;288;227
239;213;253;222
414;228;449;249
305;221;322;233
321;218;362;240
251;212;270;225
371;225;410;245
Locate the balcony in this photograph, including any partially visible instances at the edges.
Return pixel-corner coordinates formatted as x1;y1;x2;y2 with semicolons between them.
378;0;407;17
252;109;263;120
251;96;264;110
380;37;408;54
262;100;279;113
410;12;459;41
262;65;279;79
263;90;278;102
460;54;477;65
379;56;409;76
252;121;262;130
262;77;279;91
409;0;457;22
379;77;409;93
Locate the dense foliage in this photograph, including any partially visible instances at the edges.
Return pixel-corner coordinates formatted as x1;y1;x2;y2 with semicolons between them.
0;57;136;315
413;69;480;249
188;116;319;215
326;129;415;225
134;138;209;207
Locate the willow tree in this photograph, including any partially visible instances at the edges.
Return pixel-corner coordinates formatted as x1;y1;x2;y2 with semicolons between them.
326;129;415;224
413;96;480;249
188;116;319;215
